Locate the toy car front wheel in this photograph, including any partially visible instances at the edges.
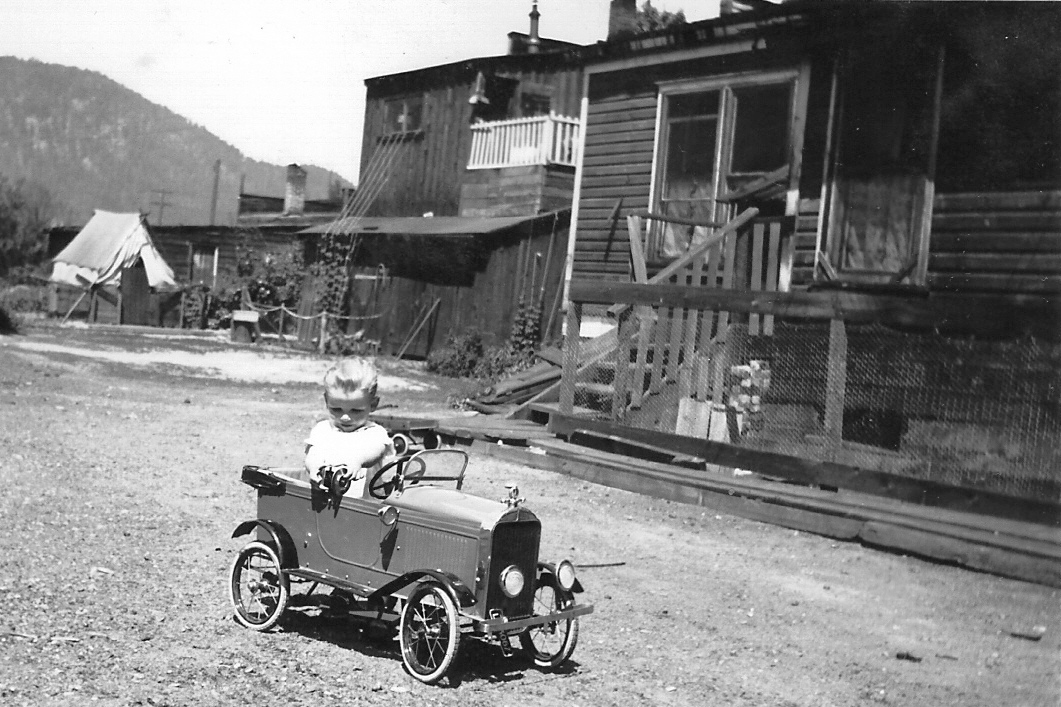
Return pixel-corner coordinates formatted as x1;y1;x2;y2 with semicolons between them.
520;573;579;668
399;582;461;684
229;541;289;631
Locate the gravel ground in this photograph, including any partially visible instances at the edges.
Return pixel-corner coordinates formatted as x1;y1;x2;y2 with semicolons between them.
1;322;1058;706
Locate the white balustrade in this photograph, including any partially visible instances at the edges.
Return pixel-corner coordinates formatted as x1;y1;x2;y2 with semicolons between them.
468;113;581;170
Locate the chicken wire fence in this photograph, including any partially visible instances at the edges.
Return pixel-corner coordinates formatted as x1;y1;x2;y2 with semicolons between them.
561;303;1061;503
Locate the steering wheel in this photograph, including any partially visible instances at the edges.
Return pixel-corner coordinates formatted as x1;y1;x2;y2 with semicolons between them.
367;457;408;500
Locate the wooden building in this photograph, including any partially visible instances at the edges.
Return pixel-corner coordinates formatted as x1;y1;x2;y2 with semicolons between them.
304;6;588;357
359;29;584;219
551;1;1061;518
47;164;344;326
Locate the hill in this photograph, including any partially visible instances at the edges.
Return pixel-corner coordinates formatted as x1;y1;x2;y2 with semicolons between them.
0;56;349;227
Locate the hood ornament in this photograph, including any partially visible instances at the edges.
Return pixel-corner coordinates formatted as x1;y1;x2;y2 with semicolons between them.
502;483;524;508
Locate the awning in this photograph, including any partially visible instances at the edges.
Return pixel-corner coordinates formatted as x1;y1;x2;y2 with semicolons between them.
298;210;568;238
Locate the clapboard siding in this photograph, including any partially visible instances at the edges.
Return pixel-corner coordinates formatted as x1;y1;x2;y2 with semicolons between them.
574;79;657;282
790;192;1061;295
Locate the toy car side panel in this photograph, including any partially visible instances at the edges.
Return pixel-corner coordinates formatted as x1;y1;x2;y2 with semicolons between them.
379;506;483;599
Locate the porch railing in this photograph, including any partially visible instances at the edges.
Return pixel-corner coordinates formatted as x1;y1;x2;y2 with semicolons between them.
468;112;580;170
557;217;1061;515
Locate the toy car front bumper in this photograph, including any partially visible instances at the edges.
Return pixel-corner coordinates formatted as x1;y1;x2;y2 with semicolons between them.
472;603;594;634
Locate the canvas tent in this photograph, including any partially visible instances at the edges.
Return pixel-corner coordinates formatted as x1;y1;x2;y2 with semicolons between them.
51;210;176;290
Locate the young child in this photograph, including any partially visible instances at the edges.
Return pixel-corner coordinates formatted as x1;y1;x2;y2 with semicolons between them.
304;357;394;496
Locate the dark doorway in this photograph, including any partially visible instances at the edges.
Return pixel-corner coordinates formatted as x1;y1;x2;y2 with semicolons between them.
121;258;152;325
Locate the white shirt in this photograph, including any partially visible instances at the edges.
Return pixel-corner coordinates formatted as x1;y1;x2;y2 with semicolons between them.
304;420;395;496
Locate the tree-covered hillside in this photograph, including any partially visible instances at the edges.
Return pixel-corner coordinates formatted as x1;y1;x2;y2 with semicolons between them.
0;56;349;227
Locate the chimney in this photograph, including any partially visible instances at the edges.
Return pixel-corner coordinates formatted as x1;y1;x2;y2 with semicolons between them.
608;0;638;39
527;2;541;54
283;164;306;216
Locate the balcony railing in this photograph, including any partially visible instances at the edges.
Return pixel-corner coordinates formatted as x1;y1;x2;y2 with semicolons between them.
468;112;580;170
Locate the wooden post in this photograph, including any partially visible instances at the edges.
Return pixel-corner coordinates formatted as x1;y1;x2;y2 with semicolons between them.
560;303;582;415
764;221;781;336
318;312;328;354
277;308;285;343
612;308;633;421
627;215;653;409
824;318;847;443
749;222;764;336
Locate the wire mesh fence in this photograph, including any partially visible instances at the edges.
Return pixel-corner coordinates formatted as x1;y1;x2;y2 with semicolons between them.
561;301;1061;503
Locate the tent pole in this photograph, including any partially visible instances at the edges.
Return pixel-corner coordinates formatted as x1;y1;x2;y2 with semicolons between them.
61;290;88;325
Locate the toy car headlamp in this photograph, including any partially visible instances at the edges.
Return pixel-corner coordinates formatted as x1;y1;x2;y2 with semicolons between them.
499;565;525;598
556;560;577;592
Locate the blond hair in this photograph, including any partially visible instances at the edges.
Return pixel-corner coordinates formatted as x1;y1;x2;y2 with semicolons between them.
323;358;379;401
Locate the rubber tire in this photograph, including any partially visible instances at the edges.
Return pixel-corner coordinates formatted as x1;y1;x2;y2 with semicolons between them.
229;541;289;631
519;573;579;668
399;582;461;684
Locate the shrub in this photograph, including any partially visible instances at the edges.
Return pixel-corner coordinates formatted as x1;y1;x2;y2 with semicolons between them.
426;330;485;378
0;304;17;334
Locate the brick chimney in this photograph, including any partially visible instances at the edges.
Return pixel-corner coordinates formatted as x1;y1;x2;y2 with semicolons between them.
608;0;638;39
283;164;306;215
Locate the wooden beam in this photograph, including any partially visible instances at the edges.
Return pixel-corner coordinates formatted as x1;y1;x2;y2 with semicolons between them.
607;207;759;318
478;438;1061;587
569;281;1061;340
545;412;1061;527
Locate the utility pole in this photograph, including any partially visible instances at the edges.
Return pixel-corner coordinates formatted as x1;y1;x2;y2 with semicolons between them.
209;159;221;225
151;189;173;225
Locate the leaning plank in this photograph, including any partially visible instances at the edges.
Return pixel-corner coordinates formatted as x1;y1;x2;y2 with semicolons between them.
859;521;1061;588
521;438;1061;586
544;411;1061;527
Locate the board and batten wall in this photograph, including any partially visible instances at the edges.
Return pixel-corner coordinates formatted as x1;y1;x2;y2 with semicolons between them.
361;63;583;219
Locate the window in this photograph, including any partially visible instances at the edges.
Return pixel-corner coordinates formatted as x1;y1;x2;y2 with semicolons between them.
384;95;423;134
820;40;943;286
652;72;796;260
519;91;552;117
189;245;218;286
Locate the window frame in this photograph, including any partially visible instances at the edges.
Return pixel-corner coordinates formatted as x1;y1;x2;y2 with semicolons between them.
188;243;219;287
648;68;803;260
382;94;424;136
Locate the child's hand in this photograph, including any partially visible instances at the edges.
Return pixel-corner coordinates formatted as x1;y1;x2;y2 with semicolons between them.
309;466;324;486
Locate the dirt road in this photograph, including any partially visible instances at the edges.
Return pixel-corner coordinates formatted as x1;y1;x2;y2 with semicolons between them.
1;323;1057;706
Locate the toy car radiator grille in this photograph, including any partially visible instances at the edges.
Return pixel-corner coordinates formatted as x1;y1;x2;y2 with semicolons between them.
486;520;540;618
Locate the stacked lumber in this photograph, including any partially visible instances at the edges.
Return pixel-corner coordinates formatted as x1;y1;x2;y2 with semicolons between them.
472;358;563;410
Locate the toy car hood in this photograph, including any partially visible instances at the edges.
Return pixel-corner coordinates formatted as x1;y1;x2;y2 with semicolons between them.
390;485;539;530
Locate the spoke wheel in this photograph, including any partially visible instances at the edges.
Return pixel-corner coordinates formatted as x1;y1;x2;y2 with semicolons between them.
229;541;289;631
520;573;579;668
399;582;461;684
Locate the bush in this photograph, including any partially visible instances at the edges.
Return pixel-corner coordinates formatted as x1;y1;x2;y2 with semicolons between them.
0;304;18;334
0;282;48;313
426;330;484;378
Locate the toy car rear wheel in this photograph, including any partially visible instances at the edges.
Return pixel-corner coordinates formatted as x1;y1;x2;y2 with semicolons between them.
520;573;579;668
399;582;461;684
229;541;289;631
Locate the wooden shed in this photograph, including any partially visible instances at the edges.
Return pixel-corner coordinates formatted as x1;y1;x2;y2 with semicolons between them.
301;210;569;358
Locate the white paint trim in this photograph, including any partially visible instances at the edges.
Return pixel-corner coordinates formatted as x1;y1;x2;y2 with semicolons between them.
560;84;590;332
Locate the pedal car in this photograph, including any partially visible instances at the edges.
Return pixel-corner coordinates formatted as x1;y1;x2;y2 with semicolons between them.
229;448;593;684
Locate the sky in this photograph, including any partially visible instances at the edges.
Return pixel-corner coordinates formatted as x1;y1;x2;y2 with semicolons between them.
0;0;718;185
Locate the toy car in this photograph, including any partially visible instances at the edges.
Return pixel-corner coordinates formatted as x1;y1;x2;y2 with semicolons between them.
229;449;593;684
